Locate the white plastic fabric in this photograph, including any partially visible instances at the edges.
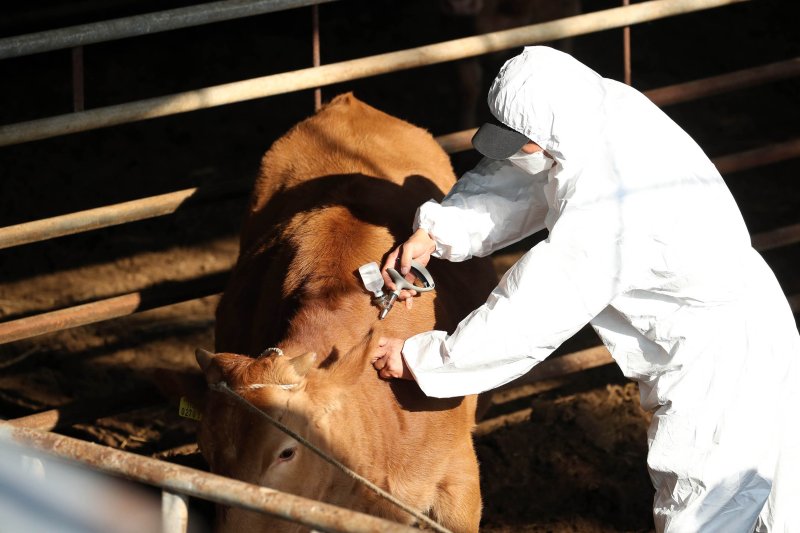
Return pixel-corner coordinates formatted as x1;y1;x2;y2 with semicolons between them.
404;46;799;531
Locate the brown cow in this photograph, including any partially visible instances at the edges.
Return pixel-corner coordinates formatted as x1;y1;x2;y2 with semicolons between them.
195;93;497;532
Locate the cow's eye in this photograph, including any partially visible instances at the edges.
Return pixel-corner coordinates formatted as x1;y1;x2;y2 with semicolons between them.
277;447;296;462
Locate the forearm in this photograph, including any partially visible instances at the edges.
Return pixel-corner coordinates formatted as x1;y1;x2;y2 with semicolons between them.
402;236;620;398
413;159;548;261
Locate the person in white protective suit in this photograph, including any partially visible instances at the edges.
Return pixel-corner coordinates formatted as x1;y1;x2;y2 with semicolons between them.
371;46;799;532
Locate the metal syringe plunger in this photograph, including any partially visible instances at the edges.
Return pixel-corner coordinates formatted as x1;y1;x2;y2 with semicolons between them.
358;260;436;320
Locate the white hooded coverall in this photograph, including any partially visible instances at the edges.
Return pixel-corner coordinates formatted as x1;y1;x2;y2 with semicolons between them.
402;47;799;532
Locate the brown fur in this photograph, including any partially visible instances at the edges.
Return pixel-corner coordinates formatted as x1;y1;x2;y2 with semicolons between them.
198;93;497;532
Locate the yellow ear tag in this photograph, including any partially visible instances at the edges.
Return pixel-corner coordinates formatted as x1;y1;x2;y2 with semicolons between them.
179;396;202;421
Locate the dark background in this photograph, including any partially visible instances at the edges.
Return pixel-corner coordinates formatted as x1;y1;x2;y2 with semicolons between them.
1;1;798;531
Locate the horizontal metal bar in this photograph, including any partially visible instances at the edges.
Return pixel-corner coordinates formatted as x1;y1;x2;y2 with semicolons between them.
440;57;800;154
500;345;614;391
3;212;795;347
0;179;250;250
645;57;800;107
2;120;794;252
474;406;532;437
442;132;800;175
0;0;339;60
7;387;163;431
1;146;797;347
0;271;228;345
0;0;748;147
713;138;800;175
751;223;800;252
437;128;477;155
483;287;800;397
0;423;418;533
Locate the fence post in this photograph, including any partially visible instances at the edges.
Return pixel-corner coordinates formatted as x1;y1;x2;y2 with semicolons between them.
162;490;190;533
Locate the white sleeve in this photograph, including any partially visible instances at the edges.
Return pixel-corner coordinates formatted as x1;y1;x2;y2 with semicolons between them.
402;205;623;398
413;157;549;262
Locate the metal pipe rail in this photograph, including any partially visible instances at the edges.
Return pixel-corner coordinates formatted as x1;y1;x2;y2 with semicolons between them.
645;57;800;107
0;271;228;345
1;129;798;251
0;0;749;147
0;0;339;60
3;343;613;432
0;179;250;250
437;58;800;154
1;211;798;346
0;137;800;344
500;345;614;391
752;223;800;252
0;423;419;533
713;138;800;176
7;386;164;431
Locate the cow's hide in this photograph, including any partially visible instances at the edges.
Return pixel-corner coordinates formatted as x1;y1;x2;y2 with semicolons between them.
197;93;497;532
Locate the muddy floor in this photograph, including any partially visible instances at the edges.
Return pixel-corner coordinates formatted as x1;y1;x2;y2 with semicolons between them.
1;1;798;531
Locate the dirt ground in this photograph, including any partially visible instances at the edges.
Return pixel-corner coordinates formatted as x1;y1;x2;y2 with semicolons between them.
1;1;798;531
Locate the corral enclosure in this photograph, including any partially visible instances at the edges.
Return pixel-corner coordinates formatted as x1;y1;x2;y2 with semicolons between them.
0;1;798;531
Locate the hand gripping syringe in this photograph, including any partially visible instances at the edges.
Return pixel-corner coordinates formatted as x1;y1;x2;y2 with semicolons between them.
358;260;436;320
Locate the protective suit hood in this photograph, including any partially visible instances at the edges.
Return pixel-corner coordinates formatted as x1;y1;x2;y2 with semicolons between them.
487;46;607;162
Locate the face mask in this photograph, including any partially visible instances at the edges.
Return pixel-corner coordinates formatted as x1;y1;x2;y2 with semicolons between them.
507;149;554;175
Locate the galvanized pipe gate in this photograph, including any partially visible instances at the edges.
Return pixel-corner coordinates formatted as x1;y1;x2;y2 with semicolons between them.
1;0;797;530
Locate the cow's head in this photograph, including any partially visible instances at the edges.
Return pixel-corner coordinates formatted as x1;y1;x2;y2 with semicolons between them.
195;347;347;532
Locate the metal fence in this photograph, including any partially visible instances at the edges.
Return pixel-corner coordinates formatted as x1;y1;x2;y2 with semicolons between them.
1;0;798;530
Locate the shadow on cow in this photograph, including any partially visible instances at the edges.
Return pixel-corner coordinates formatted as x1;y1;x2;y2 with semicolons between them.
196;93;497;532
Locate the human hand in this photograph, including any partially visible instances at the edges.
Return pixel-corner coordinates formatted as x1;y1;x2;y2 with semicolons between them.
371;337;413;380
381;228;436;301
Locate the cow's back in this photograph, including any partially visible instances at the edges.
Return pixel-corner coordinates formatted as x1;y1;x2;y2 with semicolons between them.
241;93;456;251
205;93;496;532
216;93;494;355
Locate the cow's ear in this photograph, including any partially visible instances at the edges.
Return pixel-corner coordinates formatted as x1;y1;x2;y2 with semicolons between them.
196;348;223;385
196;348;215;371
289;351;317;377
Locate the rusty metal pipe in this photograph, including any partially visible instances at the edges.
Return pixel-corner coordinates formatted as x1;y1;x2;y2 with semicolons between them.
0;0;340;60
497;346;614;392
0;0;749;146
0;271;227;345
646;57;800;107
8;387;163;431
439;131;800;176
4;107;794;252
0;136;797;346
751;223;800;252
436;128;477;155
712;138;800;175
0;124;781;252
438;59;800;154
0;179;249;250
623;0;631;86
0;423;419;533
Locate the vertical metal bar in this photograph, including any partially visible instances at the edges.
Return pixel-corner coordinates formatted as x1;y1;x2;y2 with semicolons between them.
623;0;631;85
72;46;85;111
162;490;189;533
312;4;322;111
